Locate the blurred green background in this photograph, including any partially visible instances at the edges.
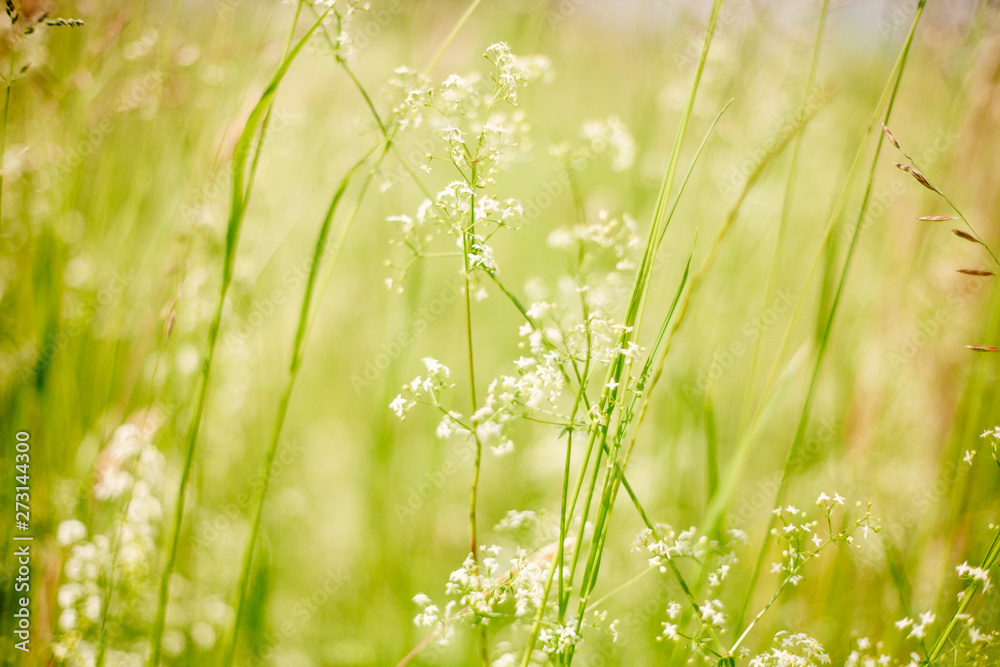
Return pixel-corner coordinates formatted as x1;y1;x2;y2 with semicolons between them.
1;0;1000;665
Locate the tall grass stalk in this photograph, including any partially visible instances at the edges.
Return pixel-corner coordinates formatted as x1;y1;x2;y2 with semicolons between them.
221;148;375;666
0;53;13;237
739;0;830;433
731;0;927;641
524;1;730;662
225;3;486;663
926;526;1000;663
147;9;331;665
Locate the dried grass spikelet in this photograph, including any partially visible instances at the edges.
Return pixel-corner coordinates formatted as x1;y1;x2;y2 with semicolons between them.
881;123;900;149
965;345;999;352
10;0;51;25
952;229;983;244
918;215;956;221
956;269;994;276
893;162;936;191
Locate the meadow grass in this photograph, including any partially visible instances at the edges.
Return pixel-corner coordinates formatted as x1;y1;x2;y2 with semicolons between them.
3;1;1000;666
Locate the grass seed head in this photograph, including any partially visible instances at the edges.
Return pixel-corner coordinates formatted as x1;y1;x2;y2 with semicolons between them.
893;162;935;191
952;229;983;244
881;123;900;149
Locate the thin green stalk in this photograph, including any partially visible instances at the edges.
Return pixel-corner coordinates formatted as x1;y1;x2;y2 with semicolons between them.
925;526;1000;664
147;11;331;666
625;98;815;544
0;53;13;238
423;0;484;78
527;4;727;659
740;0;830;433
734;0;927;640
461;163;490;665
221;149;373;666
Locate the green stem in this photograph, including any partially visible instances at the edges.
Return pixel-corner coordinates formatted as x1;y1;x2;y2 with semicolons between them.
926;526;1000;664
221;150;374;666
147;10;331;666
734;0;927;645
0;49;15;239
739;0;829;435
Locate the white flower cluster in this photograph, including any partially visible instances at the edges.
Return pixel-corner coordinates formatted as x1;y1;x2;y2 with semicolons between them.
385;43;551;288
305;1;372;63
485;42;552;107
894;610;935;640
53;413;169;664
538;622;583;655
580;117;636;172
955;560;992;591
769;494;876;588
976;426;1000;464
635;524;746;577
896;601;999;664
748;631;830;667
390;357;453;419
657;601;683;642
411;544;556;642
387;66;429;131
52;409;232;665
844;637;892;667
547;210;642;273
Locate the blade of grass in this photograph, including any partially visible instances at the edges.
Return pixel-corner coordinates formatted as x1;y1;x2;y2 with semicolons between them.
731;0;928;640
221;146;375;666
739;0;830;433
147;10;332;665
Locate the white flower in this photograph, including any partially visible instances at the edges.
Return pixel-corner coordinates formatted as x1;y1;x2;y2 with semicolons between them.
658;623;679;641
57;520;88;546
969;626;988;643
389;394;409;419
58;608;78;632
